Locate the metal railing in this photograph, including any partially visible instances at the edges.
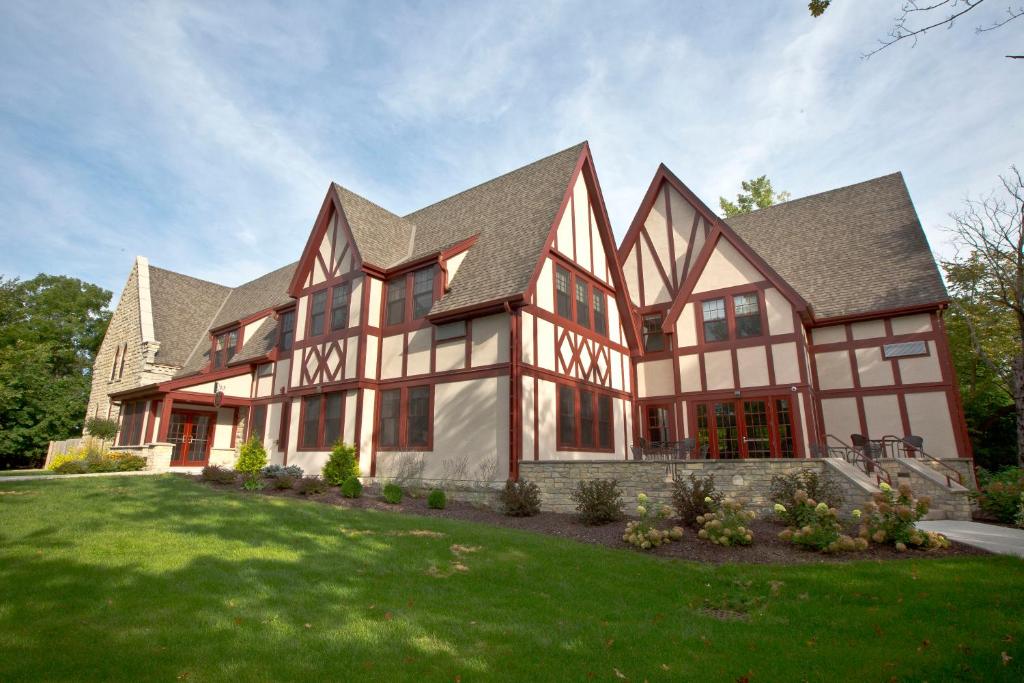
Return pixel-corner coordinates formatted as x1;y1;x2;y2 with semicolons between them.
877;435;963;488
823;434;893;487
629;439;698;461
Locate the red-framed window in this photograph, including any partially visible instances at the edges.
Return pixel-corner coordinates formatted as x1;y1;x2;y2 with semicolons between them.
331;282;351;331
553;262;611;338
118;400;146;446
694;396;796;459
308;289;328;337
698;290;767;344
644;404;672;444
385;266;439;329
412;269;434;318
278;401;291;449
212;329;239;369
249;404;268;442
257;363;273;378
278;310;296;352
377;385;433;450
298;392;345;449
556;384;614;451
642;314;666;352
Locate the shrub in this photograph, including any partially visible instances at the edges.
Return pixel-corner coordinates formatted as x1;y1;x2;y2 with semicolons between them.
108;452;146;471
500;479;541;517
769;470;844;526
201;465;237;484
242;473;266;491
48;439;106;471
235;436;268;476
671;473;722;527
859;482;948;550
323;442;359;485
84;417;120;440
623;492;684;550
1016;492;1024;529
571;479;624;525
427;489;447;509
975;466;1024;523
296;476;329;495
272;475;296;490
697;499;755;547
775;500;867;553
341;475;363;499
262;464;304;479
382;483;403;504
52;459;88;475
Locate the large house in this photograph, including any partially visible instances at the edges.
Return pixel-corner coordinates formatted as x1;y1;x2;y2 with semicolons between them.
87;142;971;487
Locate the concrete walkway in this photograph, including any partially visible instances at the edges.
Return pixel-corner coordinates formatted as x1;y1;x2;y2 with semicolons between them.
0;470;165;483
918;520;1024;558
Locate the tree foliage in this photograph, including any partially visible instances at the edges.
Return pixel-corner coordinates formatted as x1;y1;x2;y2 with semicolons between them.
0;275;111;468
719;175;791;217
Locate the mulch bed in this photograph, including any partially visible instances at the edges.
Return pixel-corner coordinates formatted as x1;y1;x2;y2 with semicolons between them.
188;475;989;565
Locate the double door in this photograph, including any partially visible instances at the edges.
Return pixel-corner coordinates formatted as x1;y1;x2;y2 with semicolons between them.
695;397;796;459
167;412;214;466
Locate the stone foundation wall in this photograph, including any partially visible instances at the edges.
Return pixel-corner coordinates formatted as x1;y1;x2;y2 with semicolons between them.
878;459;973;521
518;459;844;515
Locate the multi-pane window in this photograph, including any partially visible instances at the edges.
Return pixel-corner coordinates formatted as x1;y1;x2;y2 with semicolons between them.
257;363;273;377
412;269;434;319
323;393;343;446
642;314;665;352
278;310;295;352
250;404;268;442
555;266;572;318
377;386;432;450
646;405;670;444
118;401;146;446
331;282;351;331
300;396;321;449
579;389;595;447
309;290;327;337
592;291;607;335
213;330;238;369
386;278;406;326
701;298;728;342
575;281;590;327
733;293;762;338
407;387;430;447
597;395;613;448
558;385;615;450
378;390;401;448
557;386;575;446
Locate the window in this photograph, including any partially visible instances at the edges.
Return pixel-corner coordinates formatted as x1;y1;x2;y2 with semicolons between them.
646;405;670;444
278;310;295;352
733;293;762;338
110;344;121;380
598;395;613;448
435;321;466;341
882;341;928;359
593;291;607;336
257;363;273;378
118;401;146;446
575;281;589;327
331;282;351;331
701;298;728;342
250;404;268;442
557;386;575;446
579;390;595;447
117;342;127;379
213;330;238;369
378;389;401;448
412;268;434;319
555;266;572;318
309;290;327;337
300;396;321;449
278;401;290;449
386;278;406;325
323;393;343;446
407;386;430;447
642;314;666;352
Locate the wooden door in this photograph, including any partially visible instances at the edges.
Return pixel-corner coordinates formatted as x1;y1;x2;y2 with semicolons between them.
168;412;213;466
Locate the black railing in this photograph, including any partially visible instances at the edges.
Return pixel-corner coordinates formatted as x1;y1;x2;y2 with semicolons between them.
630;439;697;461
823;434;893;487
876;435;963;488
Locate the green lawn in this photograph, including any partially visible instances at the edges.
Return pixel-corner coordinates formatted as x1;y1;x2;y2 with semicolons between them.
1;476;1021;682
0;469;47;476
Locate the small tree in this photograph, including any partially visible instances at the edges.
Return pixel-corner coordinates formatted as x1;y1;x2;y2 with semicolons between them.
235;436;268;475
84;417;119;441
719;175;790;217
323;441;359;485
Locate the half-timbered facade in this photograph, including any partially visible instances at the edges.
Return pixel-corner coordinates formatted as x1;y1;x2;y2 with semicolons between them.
87;143;971;486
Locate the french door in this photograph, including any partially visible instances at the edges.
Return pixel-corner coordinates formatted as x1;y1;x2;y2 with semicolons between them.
167;412;214;466
695;397;796;459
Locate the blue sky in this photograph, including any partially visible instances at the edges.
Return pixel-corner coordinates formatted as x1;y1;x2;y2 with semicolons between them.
1;1;1021;303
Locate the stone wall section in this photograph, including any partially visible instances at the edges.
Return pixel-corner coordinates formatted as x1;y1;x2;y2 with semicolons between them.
86;262;145;425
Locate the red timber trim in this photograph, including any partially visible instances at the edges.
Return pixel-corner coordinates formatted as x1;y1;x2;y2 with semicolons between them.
290;363;510;396
144;400;161;443
809;302;950;328
518;142;642;354
288;184;364;297
692;284;771;347
157;365;253;393
373;383;436;453
157;397;174;442
681;391;807;459
844;323;870;438
230;407;240;448
295;389;350;452
164;390;250;408
554;379;617;453
508;302;521;480
933;309;973;459
521;365;632;400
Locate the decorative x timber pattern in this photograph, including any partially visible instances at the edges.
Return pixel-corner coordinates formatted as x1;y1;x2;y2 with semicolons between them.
556;327;612;386
305;221;351;288
299;340;347;386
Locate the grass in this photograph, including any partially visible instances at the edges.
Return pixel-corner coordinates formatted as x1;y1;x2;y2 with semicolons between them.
0;469;47;476
0;476;1022;682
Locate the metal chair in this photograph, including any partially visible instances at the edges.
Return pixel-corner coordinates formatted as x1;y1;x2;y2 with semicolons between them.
677;438;696;460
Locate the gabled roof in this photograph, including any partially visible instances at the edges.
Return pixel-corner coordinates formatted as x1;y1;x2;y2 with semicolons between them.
148;267;231;367
724;172;948;320
331;184;417;268
409;142;586;316
231;317;279;365
212;262;296;329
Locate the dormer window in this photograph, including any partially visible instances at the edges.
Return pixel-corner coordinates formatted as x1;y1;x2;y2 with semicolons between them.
413;268;434;319
213;329;238;369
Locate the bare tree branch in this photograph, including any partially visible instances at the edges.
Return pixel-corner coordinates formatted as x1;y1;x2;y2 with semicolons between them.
862;0;1024;59
976;3;1024;31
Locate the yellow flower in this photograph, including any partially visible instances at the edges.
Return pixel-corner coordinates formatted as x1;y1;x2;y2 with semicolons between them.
773;503;786;513
880;482;892;492
704;496;713;504
852;509;862;518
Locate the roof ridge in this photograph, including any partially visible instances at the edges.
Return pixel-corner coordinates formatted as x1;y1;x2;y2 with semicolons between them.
726;171;904;221
331;182;416;225
148;264;232;291
232;260;299;289
403;141;586;218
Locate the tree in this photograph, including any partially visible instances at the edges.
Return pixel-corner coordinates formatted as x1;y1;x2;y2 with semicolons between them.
809;0;1024;60
941;166;1024;467
719;176;791;217
0;275;111;468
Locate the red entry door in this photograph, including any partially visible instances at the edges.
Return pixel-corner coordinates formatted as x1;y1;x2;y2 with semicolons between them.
167;412;214;466
695;397;796;459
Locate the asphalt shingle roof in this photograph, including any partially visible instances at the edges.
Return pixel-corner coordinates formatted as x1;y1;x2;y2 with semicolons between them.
724;172;948;320
231;317;279;365
211;262;297;329
332;184;417;268
148;267;230;367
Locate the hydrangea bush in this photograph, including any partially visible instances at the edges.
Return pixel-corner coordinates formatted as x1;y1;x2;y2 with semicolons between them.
697;498;755;547
775;499;867;553
859;482;948;551
622;492;684;550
